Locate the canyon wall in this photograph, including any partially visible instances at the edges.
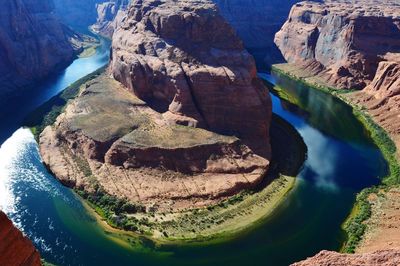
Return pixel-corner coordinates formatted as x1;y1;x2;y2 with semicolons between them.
40;0;272;211
110;0;272;157
276;1;400;263
91;0;130;38
275;0;400;90
213;0;301;69
0;211;41;266
92;0;304;68
0;0;78;96
275;0;400;155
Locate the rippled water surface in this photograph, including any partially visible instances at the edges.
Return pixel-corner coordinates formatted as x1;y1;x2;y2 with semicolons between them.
0;47;388;265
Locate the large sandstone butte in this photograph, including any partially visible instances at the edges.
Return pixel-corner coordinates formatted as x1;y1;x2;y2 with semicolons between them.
275;0;400;155
40;0;272;211
291;249;400;266
0;0;78;96
92;0;303;68
0;211;41;266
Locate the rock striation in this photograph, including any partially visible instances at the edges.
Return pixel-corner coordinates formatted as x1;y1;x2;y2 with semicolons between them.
0;0;78;97
0;211;41;266
91;0;130;38
275;0;400;90
91;0;303;67
110;0;272;157
275;0;400;155
291;249;400;266
40;0;272;211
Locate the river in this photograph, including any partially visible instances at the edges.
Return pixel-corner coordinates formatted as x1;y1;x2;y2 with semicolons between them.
0;42;387;265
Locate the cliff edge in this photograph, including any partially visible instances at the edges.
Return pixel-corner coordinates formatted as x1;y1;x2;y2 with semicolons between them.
40;0;272;211
0;211;41;266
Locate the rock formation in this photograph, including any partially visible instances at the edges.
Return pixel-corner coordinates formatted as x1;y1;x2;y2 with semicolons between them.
0;211;41;266
213;0;302;69
275;0;400;90
0;0;79;97
292;249;400;266
40;0;272;211
91;0;303;68
91;0;130;38
275;0;400;154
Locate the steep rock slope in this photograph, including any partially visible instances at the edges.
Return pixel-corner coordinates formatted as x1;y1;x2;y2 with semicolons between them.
91;0;302;68
0;211;41;266
40;0;272;211
0;0;77;94
275;0;400;155
91;0;130;38
110;0;272;157
275;0;400;90
292;249;400;266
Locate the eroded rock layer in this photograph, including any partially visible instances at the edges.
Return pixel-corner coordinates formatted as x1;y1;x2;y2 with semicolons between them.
92;0;302;67
292;249;400;266
275;0;400;90
0;211;41;266
40;75;269;210
40;0;272;211
275;0;400;155
92;0;129;38
110;0;272;157
0;0;77;94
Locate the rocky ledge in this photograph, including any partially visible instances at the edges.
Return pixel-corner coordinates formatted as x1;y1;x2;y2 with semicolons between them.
40;0;272;211
0;211;41;266
275;0;400;155
275;0;400;90
292;249;400;266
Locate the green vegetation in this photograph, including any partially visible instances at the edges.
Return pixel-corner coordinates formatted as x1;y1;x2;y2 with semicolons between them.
341;187;376;253
272;64;400;253
27;60;307;245
24;66;107;140
76;186;147;232
73;113;306;245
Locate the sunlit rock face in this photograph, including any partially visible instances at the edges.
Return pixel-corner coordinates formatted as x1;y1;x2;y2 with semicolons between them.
275;0;400;156
90;0;303;68
0;211;41;266
0;0;76;94
110;0;272;157
275;0;400;90
40;0;272;211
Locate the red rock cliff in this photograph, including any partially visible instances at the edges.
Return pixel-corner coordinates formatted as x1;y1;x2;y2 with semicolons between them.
0;211;41;266
275;0;400;90
110;0;272;157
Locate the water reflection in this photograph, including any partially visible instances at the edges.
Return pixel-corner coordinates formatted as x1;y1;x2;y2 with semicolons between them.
0;70;388;265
